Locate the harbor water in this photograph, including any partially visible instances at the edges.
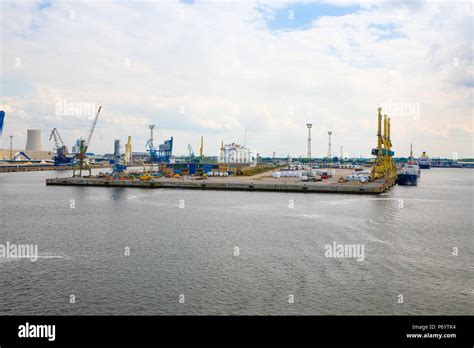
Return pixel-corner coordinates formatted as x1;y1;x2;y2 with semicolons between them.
0;168;472;315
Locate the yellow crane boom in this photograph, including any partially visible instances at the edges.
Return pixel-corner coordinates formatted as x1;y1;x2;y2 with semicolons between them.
124;136;132;165
200;136;203;158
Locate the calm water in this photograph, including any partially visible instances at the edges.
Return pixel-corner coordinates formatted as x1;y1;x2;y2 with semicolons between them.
0;168;472;315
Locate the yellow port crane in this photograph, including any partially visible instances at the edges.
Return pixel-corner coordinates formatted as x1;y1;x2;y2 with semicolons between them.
200;136;204;158
386;116;396;178
371;107;396;181
124;136;132;165
73;106;102;177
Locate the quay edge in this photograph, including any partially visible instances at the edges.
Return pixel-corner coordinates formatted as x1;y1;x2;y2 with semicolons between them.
46;177;396;194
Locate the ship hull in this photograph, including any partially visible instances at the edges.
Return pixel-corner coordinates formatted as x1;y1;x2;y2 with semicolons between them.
397;173;418;186
419;164;430;169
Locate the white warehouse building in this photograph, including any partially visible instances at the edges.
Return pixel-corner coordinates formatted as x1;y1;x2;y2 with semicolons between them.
219;142;256;164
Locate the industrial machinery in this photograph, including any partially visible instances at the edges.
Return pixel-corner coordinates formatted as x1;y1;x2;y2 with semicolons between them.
49;128;74;166
109;136;132;178
371;107;396;181
111;139;127;178
73;106;102;177
12;151;31;161
139;159;152;181
145;125;173;164
124;136;132;165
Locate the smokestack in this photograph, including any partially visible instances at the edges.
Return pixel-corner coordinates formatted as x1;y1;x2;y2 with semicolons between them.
25;129;42;151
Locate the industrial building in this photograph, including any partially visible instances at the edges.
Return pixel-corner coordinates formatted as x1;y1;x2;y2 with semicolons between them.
0;149;53;161
71;139;83;154
25;129;42;151
0;129;52;161
219;142;256;164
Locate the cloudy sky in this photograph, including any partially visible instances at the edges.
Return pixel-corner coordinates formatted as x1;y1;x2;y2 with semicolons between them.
1;0;472;158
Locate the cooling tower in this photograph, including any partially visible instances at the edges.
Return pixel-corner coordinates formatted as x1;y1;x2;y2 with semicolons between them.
25;129;42;151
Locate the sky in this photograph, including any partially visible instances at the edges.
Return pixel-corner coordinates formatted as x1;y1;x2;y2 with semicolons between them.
0;0;472;158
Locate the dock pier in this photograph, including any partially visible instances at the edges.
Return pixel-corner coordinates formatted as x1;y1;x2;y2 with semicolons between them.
46;176;396;194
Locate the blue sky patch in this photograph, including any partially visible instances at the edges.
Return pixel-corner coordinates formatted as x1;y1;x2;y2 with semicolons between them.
263;2;361;32
1;74;33;97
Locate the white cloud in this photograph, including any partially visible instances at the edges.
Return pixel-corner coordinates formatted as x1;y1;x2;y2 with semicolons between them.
0;0;472;158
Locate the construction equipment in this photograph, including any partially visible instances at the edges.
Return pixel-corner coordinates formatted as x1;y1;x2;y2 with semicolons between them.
49;128;74;166
73;106;102;177
146;125;173;163
371;108;396;181
138;159;152;181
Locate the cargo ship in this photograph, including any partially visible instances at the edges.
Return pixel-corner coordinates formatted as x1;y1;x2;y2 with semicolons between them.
418;151;431;169
397;144;420;186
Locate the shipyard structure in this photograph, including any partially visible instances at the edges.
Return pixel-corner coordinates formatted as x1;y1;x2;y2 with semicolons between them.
0;128;53;162
219;142;256;165
47;107;402;195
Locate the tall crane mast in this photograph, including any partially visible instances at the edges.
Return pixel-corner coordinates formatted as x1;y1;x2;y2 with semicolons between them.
84;106;102;154
49;128;73;166
49;128;66;150
124;136;132;165
73;106;102;177
200;136;203;158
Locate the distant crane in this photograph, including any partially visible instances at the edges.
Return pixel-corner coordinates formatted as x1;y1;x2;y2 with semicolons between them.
49;128;73;166
9;135;13;160
49;128;65;149
200;136;204;158
124;136;132;165
73;106;102;177
370;107;396;180
145;124;173;163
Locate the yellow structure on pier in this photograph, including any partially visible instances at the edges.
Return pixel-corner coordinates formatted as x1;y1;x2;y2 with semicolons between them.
200;136;204;158
371;107;396;181
124;136;132;165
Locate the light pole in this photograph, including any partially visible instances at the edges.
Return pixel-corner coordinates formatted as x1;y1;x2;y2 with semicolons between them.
306;123;313;162
327;131;332;160
9;135;13;160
